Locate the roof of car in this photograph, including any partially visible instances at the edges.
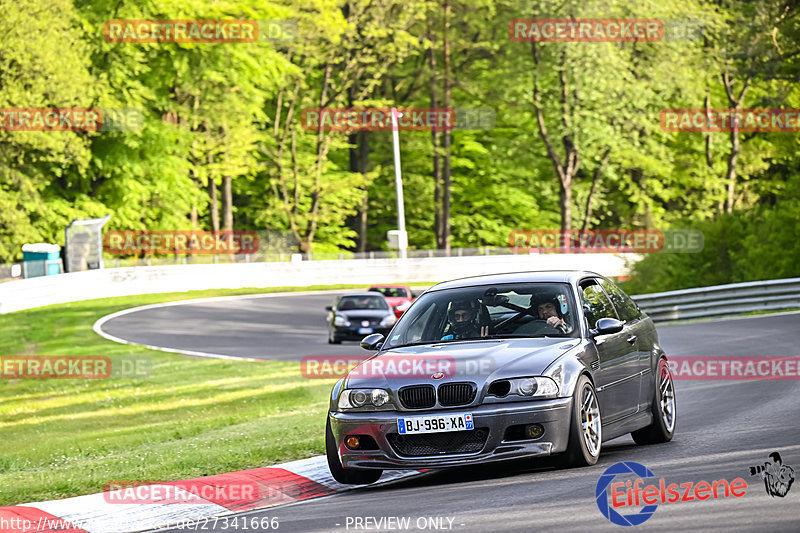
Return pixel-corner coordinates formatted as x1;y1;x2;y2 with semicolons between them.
338;292;387;298
427;270;605;291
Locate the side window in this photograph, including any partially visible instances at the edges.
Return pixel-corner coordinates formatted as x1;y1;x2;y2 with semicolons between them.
600;279;641;323
404;302;438;343
580;280;618;329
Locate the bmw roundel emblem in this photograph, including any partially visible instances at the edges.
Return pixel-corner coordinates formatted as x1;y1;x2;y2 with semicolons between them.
432;372;445;379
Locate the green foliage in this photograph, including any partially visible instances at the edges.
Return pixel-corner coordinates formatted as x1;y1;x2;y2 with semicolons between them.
0;0;798;271
622;198;800;294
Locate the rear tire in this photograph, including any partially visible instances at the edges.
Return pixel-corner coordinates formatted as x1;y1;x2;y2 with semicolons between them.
632;357;676;445
325;416;383;484
558;375;602;468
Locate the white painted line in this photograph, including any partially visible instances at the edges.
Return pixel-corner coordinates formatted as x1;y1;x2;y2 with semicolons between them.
92;289;358;362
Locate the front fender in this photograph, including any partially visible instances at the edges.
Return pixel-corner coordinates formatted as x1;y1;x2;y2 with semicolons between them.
542;343;594;398
329;378;345;412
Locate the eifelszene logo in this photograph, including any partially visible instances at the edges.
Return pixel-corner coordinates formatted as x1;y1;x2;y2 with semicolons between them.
595;461;748;526
749;452;795;498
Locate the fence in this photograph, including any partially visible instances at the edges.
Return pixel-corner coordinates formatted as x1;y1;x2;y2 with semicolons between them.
0;252;629;314
632;277;800;322
0;247;610;283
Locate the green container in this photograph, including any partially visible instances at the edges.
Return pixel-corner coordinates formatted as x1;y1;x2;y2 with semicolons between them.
22;243;61;277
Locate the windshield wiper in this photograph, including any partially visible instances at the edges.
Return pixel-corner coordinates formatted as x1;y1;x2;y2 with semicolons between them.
483;334;564;339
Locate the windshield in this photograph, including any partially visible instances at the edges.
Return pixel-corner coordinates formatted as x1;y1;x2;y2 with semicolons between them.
369;287;408;298
337;295;390;311
384;282;577;348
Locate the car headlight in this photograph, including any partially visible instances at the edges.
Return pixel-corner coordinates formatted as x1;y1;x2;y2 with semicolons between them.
334;315;350;327
379;314;396;327
487;377;559;400
337;388;392;410
394;301;411;312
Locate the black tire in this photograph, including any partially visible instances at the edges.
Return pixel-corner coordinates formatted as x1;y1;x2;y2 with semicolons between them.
558;375;602;468
632;357;676;445
328;331;342;344
325;416;383;484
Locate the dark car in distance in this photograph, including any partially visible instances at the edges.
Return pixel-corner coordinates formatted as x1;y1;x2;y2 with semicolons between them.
326;293;397;344
326;271;676;484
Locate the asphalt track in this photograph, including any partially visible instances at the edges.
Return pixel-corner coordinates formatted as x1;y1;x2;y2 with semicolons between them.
104;294;800;533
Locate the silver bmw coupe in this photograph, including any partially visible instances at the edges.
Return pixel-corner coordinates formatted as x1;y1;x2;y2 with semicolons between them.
326;271;676;484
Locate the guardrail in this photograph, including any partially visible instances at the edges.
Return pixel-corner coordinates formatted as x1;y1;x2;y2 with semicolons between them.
632;277;800;322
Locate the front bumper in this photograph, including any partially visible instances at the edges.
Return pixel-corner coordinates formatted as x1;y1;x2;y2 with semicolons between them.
330;397;572;469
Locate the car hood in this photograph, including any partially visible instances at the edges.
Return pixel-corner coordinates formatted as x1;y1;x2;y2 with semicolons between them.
345;337;580;389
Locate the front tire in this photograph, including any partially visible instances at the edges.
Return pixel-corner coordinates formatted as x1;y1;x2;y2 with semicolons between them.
632;357;676;445
559;375;602;468
325;416;382;484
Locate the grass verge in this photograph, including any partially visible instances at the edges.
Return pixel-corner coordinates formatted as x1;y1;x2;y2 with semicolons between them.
0;283;428;506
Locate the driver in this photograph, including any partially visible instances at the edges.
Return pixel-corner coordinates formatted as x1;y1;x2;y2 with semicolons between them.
441;299;483;340
532;293;571;333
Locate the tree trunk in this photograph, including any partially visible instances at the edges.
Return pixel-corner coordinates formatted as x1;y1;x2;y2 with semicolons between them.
530;41;580;232
428;22;444;249
581;148;611;231
348;85;371;254
222;175;233;231
208;157;219;234
722;71;750;214
442;0;452;252
349;130;370;253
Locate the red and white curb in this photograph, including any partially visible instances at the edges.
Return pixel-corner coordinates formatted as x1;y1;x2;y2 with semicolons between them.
0;456;422;533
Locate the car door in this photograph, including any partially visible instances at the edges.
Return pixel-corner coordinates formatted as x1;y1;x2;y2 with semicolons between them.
600;278;652;410
580;278;640;422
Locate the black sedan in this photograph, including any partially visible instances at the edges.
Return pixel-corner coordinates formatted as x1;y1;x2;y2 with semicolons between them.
326;270;676;484
326;292;397;344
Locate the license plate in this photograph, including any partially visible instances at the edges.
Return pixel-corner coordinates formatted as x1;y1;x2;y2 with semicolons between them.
397;413;473;434
358;327;373;334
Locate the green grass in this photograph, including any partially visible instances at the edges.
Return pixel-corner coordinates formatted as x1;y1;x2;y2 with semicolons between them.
0;283;432;506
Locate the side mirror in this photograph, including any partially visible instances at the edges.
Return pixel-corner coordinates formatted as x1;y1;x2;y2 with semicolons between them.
411;291;419;299
325;305;333;311
360;333;385;351
591;317;623;337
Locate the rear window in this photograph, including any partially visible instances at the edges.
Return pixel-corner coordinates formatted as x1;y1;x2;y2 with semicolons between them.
369;287;408;298
338;295;389;310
